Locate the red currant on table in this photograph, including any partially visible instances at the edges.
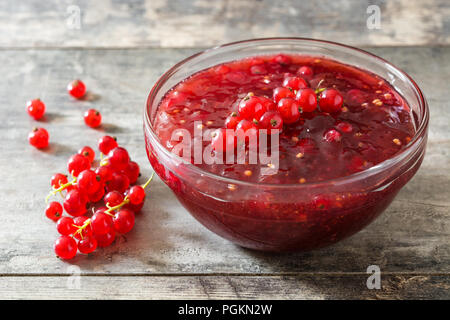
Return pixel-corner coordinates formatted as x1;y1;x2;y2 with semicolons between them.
77;169;101;194
297;66;314;78
273;87;295;104
45;201;63;221
323;129;342;142
211;128;236;153
127;186;146;205
113;209;135;234
95;228;116;247
104;190;124;207
296;88;317;113
319;88;344;113
238;96;266;121
258;111;283;135
26;99;46;120
282;76;308;91
51;173;68;189
28;127;49;149
73;216;93;240
277;98;301;124
107;147;130;171
54;236;78;260
91;211;113;236
78;235;98;254
78;146;95;163
67;80;86;99
106;172;130;193
67;154;90;176
84;109;102;128
225;112;240;130
95;165;113;184
63;189;88;217
98;135;118;155
56;217;76;236
122;161;140;184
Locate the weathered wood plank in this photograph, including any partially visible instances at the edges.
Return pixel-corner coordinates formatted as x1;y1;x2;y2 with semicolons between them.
1;275;449;299
0;46;449;276
0;0;449;48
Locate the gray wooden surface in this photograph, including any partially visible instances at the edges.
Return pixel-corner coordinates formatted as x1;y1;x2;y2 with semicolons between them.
1;0;450;300
0;0;449;48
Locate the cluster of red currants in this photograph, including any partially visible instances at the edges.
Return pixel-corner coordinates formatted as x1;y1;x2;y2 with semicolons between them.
27;80;102;149
45;135;153;260
211;68;344;152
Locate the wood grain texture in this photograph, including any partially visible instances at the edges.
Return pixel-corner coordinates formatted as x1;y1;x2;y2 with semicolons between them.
1;275;449;299
0;46;449;287
0;0;449;48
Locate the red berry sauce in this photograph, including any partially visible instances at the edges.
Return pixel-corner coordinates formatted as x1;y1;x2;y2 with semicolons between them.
148;54;417;251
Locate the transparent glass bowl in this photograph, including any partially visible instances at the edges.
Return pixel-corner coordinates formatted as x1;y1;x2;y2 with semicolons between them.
144;38;429;252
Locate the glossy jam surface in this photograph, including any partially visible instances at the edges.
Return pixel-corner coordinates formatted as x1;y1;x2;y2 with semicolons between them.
154;54;414;184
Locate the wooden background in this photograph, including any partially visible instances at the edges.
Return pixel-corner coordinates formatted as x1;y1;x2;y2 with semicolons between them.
0;0;449;299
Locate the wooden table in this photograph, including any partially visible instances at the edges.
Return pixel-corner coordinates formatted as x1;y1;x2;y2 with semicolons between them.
1;0;449;299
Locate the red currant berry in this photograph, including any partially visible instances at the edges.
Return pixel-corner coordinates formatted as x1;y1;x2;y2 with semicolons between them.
78;146;95;163
95;228;116;247
250;64;267;75
63;189;88;217
67;80;86;99
67;154;90;177
78;235;98;254
26;99;46;120
258;111;283;135
107;147;130;171
211;128;236;153
56;217;76;236
259;96;277;111
77;169;101;194
296;88;317;113
104;191;124;207
297;66;314;78
273;87;295;104
127;186;145;205
277;98;300;124
91;211;113;236
336;122;353;133
45;201;63;221
84;109;102;128
54;236;78;260
51;173;68;189
272;54;291;65
319;89;343;113
282;76;308;91
88;186;105;203
73;216;93;240
346;89;365;105
313;196;330;210
238;96;266;121
106;172;130;194
28;127;49;149
98;135;118;155
95;165;113;184
113;209;135;234
124;201;144;213
122;161;140;184
323;129;342;142
225;112;240;130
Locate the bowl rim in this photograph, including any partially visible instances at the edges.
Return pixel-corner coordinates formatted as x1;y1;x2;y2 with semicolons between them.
144;37;429;189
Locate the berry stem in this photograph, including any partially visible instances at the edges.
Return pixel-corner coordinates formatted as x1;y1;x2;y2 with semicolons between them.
142;172;155;189
73;219;91;239
45;177;77;203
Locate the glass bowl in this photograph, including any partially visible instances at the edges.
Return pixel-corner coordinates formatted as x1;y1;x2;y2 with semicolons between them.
144;38;429;252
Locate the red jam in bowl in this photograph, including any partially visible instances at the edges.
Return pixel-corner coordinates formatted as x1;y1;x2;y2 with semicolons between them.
145;50;426;252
